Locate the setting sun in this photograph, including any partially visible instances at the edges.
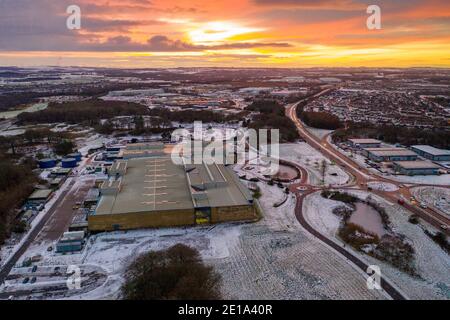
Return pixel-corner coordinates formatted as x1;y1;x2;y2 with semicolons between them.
188;21;263;45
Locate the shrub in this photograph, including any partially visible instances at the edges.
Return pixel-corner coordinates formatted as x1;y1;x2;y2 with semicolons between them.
252;187;262;199
338;223;379;250
122;244;221;300
321;190;358;204
408;215;420;224
373;235;417;276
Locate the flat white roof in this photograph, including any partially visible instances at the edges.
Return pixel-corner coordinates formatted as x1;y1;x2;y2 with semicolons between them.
412;145;450;156
394;161;441;169
349;138;381;144
368;148;417;157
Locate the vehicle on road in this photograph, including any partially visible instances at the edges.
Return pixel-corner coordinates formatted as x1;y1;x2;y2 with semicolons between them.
420;202;428;209
441;225;448;230
397;199;405;205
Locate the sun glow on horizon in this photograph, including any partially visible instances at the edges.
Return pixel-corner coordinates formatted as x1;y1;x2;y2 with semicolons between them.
188;21;264;45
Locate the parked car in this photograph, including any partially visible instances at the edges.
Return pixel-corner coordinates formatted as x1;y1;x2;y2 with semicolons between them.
397;199;405;205
30;277;37;284
31;265;37;273
22;277;29;284
420;202;428;209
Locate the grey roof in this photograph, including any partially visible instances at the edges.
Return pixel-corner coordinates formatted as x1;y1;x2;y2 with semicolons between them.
95;157;194;215
411;145;450;156
367;148;417;157
94;155;253;216
394;161;441;169
349;138;381;144
186;163;252;208
28;189;53;200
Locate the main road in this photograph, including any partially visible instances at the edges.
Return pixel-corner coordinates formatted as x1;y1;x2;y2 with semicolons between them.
286;97;450;235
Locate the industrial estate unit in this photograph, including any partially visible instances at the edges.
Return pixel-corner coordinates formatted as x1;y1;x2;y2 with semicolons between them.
88;144;259;231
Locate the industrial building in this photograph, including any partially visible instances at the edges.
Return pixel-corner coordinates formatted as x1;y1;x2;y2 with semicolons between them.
56;231;85;253
364;147;418;162
411;145;450;161
52;167;72;176
393;161;441;176
88;144;258;232
348;138;382;149
26;189;53;209
118;142;168;159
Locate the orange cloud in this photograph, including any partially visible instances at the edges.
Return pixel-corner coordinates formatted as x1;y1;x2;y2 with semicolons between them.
0;0;448;67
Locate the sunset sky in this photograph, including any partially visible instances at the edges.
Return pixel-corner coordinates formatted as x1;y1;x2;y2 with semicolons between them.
0;0;449;68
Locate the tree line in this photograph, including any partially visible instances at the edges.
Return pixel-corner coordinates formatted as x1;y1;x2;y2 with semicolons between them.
0;158;38;244
245;99;299;142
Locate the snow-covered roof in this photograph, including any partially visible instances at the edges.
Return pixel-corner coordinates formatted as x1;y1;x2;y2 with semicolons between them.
411;145;450;156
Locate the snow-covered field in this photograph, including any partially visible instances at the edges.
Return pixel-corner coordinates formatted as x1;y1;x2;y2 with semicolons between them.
411;187;450;216
4;177;385;300
279;143;350;186
303;190;450;299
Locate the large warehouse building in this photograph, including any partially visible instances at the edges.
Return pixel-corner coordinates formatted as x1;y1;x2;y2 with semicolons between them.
88;144;258;231
348;138;382;149
393;161;441;176
364;147;418;162
411;145;450;161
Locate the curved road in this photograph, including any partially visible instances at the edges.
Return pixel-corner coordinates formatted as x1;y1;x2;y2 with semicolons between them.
286;99;449;235
285;159;406;300
294;188;406;300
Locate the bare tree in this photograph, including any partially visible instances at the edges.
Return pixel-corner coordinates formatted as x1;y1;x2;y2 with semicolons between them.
320;159;328;185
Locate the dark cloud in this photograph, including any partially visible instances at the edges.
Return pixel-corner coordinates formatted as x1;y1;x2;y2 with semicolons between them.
82;35;292;52
81;17;164;32
253;0;357;8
